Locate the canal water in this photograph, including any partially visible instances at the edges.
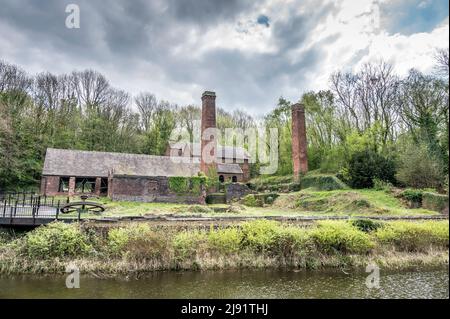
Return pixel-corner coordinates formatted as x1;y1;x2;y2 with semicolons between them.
0;268;448;299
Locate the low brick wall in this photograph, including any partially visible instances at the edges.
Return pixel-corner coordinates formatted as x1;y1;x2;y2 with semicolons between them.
110;175;205;204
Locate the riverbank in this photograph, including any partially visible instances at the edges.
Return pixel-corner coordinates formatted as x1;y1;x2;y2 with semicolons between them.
0;219;448;276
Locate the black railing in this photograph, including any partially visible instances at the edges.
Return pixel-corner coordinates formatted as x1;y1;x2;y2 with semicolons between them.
0;192;60;208
0;193;63;222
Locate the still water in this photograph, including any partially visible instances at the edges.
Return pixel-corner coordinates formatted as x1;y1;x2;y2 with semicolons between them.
0;268;448;299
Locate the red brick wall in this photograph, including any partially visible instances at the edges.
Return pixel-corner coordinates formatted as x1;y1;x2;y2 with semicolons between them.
291;103;308;180
111;176;206;204
40;175;60;195
201;91;217;175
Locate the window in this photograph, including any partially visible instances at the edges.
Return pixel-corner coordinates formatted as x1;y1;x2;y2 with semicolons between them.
58;177;70;193
232;176;238;183
219;175;225;183
75;178;96;193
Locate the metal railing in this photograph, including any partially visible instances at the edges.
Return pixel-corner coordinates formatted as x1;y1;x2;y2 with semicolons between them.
0;193;62;222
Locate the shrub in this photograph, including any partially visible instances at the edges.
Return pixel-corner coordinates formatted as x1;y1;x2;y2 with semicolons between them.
351;219;384;233
373;178;393;192
108;223;169;261
23;222;92;259
400;189;423;203
310;221;374;254
269;226;312;258
422;192;449;213
242;194;264;207
172;230;206;261
375;221;449;252
348;149;396;188
168;176;207;194
396;144;445;189
207;227;241;254
239;220;281;252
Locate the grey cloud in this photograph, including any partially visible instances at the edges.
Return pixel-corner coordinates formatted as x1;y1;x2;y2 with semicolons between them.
0;0;337;114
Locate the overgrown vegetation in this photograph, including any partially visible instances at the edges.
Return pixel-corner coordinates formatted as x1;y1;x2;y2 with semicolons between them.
0;220;447;274
167;176;207;194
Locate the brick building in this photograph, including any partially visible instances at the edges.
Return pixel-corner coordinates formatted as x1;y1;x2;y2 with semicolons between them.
40;91;249;201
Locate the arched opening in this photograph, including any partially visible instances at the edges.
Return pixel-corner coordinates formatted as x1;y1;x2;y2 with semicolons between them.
219;175;225;183
232;176;238;183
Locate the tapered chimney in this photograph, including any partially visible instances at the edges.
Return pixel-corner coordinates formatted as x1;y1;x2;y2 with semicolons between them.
200;91;217;175
292;103;308;180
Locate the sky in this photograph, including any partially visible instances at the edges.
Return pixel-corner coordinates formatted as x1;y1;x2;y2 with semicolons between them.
0;0;448;115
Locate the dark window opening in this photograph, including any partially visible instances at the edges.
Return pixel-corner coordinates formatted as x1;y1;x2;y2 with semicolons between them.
58;177;70;193
100;178;108;194
219;175;225;183
75;178;96;193
232;176;238;183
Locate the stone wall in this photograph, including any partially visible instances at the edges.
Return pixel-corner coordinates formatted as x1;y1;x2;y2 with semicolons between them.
225;183;252;202
110;175;206;204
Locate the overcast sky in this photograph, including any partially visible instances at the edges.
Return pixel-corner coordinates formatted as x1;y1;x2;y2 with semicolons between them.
0;0;448;115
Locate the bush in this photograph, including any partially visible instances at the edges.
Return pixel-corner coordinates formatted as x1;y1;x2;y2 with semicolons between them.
207;227;241;254
270;226;312;258
351;219;384;233
422;192;449;213
310;221;374;254
400;189;423;203
172;230;206;261
375;221;449;252
373;178;393;192
108;224;169;260
348;149;396;189
239;220;281;252
242;194;264;207
396;144;445;189
23;222;92;259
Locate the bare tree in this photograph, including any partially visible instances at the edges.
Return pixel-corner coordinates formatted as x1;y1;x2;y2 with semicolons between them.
0;60;32;93
135;92;158;131
331;60;400;146
434;48;449;78
71;70;110;108
179;105;201;143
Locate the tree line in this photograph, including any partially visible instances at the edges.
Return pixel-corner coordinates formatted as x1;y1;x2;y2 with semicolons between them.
0;48;448;192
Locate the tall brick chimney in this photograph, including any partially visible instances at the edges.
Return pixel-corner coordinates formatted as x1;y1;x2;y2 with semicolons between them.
292;103;308;180
200;91;217;175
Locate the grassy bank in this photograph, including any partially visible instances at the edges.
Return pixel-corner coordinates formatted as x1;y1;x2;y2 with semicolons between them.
0;219;448;276
57;188;440;219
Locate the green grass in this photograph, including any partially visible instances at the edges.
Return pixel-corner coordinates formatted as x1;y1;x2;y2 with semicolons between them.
270;189;438;216
55;188;439;220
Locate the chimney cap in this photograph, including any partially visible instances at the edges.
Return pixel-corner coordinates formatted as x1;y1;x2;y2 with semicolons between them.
292;103;305;110
202;91;216;98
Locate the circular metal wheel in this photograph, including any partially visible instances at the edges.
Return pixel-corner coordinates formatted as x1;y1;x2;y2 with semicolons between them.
60;201;105;214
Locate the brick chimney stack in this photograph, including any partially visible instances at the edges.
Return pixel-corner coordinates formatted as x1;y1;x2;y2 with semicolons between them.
200;91;217;175
292;103;308;180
